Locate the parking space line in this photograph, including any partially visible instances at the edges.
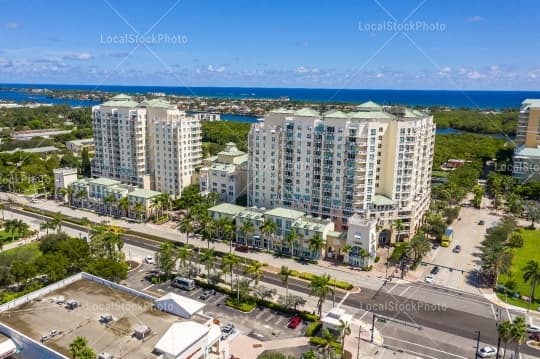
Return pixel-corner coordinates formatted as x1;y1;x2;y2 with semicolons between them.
399;286;410;296
211;294;226;305
255;310;266;320
275;317;284;325
386;283;399;294
264;313;275;322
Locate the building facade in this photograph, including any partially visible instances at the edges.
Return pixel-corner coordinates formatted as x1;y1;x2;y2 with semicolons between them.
199;142;248;203
247;102;435;243
513;99;540;182
53;167;78;201
91;95;202;195
65;138;94;153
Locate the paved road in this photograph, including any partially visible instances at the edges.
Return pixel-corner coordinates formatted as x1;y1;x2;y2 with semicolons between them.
3;205;539;358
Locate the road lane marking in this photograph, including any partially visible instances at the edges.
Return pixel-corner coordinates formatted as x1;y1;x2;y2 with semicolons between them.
490;304;496;320
142;284;154;291
399;286;410;296
255;310;266;320
384;336;468;359
386;283;399;294
357;311;370;322
337;292;350;308
409;286;488;305
506;307;511;321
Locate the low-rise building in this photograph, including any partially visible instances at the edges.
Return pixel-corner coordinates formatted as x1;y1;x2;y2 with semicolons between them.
65;138;94;153
53;167;78;201
194;112;221;122
0;272;222;359
68;177;161;220
1;146;60;156
199;143;248;204
10;129;71;141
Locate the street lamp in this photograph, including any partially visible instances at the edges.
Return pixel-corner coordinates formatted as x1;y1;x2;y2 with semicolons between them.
474;331;481;358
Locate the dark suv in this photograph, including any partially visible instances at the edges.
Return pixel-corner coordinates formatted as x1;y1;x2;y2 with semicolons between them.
430;266;440;275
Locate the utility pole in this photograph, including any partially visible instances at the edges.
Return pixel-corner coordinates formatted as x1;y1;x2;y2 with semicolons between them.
475;331;481;358
356;325;362;359
370;314;376;342
332;277;336;307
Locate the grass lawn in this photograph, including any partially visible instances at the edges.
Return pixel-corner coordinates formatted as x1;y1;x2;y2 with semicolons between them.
499;228;540;297
496;292;535;310
0;242;41;266
0;230;32;244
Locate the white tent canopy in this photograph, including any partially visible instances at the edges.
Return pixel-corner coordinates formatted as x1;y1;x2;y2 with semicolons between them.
154;292;205;318
154;322;208;358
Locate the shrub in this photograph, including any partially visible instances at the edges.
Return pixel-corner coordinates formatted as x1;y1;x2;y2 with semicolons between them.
374;256;380;263
329;279;353;290
309;337;327;346
506;279;517;291
300;312;319;322
305;321;322;337
225;299;256;312
299;272;316;281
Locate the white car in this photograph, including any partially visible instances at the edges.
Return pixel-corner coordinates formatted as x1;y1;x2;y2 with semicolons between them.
424;275;434;284
144;256;154;265
477;346;496;358
527;324;540;333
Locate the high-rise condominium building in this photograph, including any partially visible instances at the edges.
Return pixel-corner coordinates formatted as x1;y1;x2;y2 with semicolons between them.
91;95;202;196
247;102;435;243
513;99;540;182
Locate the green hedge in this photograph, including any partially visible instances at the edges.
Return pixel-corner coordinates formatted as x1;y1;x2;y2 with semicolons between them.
305;321;322;337
329;279;353;290
225;299;256;312
309;337;342;351
291;270;353;291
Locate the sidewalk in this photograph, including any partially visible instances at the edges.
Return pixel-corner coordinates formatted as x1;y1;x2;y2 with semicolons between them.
483;291;540;319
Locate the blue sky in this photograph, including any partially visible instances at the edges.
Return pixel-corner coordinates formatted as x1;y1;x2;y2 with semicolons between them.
0;0;539;90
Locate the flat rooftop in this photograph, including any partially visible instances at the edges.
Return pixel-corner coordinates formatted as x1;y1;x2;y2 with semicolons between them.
0;278;207;359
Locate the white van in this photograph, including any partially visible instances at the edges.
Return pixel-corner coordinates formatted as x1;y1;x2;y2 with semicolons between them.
171;276;195;291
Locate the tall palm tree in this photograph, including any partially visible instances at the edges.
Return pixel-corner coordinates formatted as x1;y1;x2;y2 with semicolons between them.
341;244;352;259
118;197;129;218
134;202;145;222
309;273;334;318
151;196;162;220
279;265;293;301
222;220;236;253
69;336;95;359
522;260;540;309
406;234;431;263
76;188;87;208
177;213;194;246
222;253;240;291
497;320;513;359
261;219;277;252
201;219;217;249
308;233;325;259
103;194;116;217
4;219;28;242
245;261;264;285
40;220;56;235
59;186;74;207
337;319;352;356
199;248;215;279
285;228;302;256
50;212;64;233
177;246;191;269
510;316;527;358
393;219;405;242
240;220;254;247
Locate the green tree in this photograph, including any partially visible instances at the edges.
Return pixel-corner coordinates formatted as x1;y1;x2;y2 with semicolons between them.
472;185;484;208
393;219;405;242
522;260;540;307
285;228;302;256
199;248;215;279
50;212;64;233
309;273;334;318
118;197;129;218
80;148;92;177
157;242;176;280
261;219;277;252
103;194;116;217
3;219;29;242
245;261;264;285
134;202;145;222
308;233;325;259
525;201;540;228
201;219;217;249
240;220;254;247
177;213;194;246
497;320;513;359
279;265;293;301
69;336;96;359
406;234;431;264
222;253;240;291
337;319;351;356
510;316;527;358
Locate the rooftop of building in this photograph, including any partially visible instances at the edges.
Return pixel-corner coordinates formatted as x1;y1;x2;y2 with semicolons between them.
0;277;208;359
66;138;94;144
88;177;122;187
128;188;162;200
372;194;395;206
521;99;540;109
514;145;540;158
140;98;177;110
53;167;78;174
1;146;60;154
264;207;306;220
101;94;140;108
266;102;429;121
208;203;246;216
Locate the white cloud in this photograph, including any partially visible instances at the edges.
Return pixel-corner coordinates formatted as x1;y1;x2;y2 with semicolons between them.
295;66;319;74
207;64;225;72
375;73;384;78
63;53;93;60
466;16;483;23
438;66;451;76
4;23;19;29
466;71;486;80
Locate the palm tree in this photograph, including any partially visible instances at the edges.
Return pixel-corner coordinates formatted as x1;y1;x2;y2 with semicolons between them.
510;316;527;358
177;246;191;269
40;220;56;235
151;196;162;220
177;213;194;246
222;220;236;253
69;336;95;359
279;265;293;301
199;248;215;279
201;219;217;249
50;212;64;233
118;197;129;218
134;202;145;222
309;273;334;318
481;243;513;287
103;194;116;217
222;253;240;291
337;319;351;356
341;244;352;259
4;219;28;242
59;186;74;207
240;220;254;247
285;228;302;256
261;219;277;252
405;234;431;263
393;219;405;242
522;260;540;309
76;188;87;208
308;233;325;259
497;320;512;359
245;261;264;285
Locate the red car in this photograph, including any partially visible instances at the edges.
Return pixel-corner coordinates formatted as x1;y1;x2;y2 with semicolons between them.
288;315;302;329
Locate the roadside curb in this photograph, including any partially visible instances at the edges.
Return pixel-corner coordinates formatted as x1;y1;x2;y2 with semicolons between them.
483;292;540;317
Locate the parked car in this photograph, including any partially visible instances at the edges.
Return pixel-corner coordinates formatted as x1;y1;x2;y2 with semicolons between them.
144;256;154;265
529;332;540;341
288;315;302;329
478;220;485;225
430;266;440;275
221;323;234;340
199;290;212;300
431;242;440;250
452;245;462;253
527;324;540;333
424;275;434;284
477;346;496;358
235;245;249;253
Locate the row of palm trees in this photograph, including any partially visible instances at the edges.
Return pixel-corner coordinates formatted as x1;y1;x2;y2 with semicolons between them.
497;316;528;359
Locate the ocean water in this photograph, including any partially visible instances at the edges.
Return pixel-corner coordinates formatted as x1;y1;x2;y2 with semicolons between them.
1;83;539;109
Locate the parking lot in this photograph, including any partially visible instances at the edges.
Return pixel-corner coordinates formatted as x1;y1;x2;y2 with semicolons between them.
124;264;308;341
